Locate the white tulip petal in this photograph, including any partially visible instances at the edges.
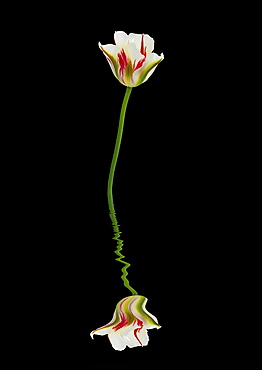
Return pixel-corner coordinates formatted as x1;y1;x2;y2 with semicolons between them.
142;66;157;83
99;42;120;79
144;34;154;54
124;42;144;64
131;72;142;87
99;43;120;58
90;326;113;338
108;332;126;351
115;323;139;339
114;31;128;49
137;327;149;346
142;52;164;66
127;33;154;55
128;33;142;50
132;52;164;87
90;308;121;339
125;331;142;348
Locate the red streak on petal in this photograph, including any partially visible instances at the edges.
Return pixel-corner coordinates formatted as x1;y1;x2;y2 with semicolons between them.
133;35;147;71
136;318;144;328
113;312;128;331
118;48;128;75
134;57;146;71
112;298;129;332
134;328;143;346
140;34;147;57
133;318;144;346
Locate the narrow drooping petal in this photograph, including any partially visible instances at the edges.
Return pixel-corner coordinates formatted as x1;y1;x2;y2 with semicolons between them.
99;31;164;87
137;327;149;346
90;309;120;338
108;331;126;351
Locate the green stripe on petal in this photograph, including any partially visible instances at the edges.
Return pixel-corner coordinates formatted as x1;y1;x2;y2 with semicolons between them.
90;303;122;337
123;60;133;87
132;296;161;328
118;296;136;325
99;43;119;80
133;54;164;87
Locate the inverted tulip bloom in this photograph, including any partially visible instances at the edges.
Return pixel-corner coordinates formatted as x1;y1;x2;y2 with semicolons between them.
90;295;161;351
99;31;164;87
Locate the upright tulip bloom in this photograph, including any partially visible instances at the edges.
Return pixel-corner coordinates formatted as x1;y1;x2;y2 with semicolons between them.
91;296;161;351
99;31;164;87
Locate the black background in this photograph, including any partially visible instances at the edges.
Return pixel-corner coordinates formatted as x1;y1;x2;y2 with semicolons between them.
15;4;260;370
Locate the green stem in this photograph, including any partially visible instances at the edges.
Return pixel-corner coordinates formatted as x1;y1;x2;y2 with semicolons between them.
107;87;132;210
107;86;138;295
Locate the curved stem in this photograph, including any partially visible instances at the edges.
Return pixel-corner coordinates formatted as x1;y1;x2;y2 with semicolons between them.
107;87;132;210
107;86;138;295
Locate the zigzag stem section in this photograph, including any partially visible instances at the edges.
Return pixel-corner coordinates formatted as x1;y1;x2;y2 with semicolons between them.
109;209;138;295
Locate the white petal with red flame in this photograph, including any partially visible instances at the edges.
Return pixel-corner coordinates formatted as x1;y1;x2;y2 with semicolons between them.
90;295;161;351
99;31;164;87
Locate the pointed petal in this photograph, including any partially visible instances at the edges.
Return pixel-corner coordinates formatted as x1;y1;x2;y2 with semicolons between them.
114;31;128;49
144;34;154;54
132;52;164;87
90;305;121;338
108;332;126;351
98;42;120;79
98;43;119;59
90;326;113;338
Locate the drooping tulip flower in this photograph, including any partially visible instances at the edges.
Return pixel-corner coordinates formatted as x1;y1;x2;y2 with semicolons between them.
99;31;164;87
90;295;161;351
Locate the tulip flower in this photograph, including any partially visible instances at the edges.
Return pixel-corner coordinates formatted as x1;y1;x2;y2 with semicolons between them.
99;31;164;87
90;295;161;351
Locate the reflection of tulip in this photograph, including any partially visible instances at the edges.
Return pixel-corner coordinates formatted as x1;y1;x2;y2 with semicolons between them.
90;295;161;350
99;31;164;87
